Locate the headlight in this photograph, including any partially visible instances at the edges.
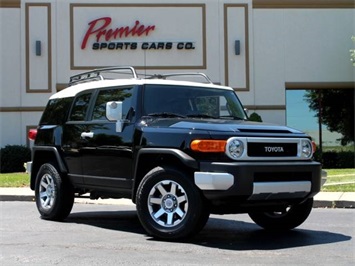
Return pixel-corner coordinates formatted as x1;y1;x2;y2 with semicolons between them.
226;138;244;159
301;139;313;158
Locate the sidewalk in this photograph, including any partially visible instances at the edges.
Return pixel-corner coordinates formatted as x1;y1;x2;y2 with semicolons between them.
0;187;135;206
0;187;354;208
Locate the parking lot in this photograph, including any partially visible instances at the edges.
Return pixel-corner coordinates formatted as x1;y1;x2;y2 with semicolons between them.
1;202;353;265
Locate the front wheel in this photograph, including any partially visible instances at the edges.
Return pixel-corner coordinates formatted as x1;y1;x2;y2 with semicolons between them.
248;198;314;231
136;167;209;240
35;163;74;221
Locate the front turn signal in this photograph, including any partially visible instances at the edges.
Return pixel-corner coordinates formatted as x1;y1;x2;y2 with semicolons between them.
312;141;317;154
190;140;226;152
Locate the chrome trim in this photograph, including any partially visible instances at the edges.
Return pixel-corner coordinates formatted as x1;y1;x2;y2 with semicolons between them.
252;181;311;195
225;137;313;161
194;172;234;190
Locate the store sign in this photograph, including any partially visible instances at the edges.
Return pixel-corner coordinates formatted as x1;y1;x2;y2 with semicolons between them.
81;17;156;49
81;17;195;51
71;4;206;69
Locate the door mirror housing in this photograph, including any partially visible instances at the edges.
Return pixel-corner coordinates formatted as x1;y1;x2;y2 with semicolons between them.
106;101;123;121
106;101;124;132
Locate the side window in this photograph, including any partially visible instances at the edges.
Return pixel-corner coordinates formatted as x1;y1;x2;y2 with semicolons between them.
40;97;73;125
69;93;92;121
92;87;134;120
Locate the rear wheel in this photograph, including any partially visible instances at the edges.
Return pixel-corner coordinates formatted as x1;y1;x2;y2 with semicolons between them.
248;198;314;231
136;166;209;240
35;163;74;221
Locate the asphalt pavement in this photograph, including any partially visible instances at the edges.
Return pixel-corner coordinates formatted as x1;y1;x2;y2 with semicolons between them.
0;187;354;208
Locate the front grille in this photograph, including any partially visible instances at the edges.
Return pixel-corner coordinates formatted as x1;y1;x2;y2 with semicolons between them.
248;142;297;157
225;137;312;161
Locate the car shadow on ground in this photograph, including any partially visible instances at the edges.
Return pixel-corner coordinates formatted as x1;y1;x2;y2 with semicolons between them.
190;218;352;250
66;210;351;251
66;210;146;234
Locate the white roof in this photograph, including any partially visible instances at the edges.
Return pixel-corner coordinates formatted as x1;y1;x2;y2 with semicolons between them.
50;78;233;100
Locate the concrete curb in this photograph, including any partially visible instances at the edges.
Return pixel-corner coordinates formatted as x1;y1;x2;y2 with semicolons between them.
0;195;35;202
1;188;354;208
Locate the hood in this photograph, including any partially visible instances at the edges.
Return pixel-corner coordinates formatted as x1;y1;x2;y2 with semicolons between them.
143;118;303;134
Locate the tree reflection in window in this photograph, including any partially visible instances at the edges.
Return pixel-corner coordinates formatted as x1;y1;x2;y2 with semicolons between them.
40;97;73;125
69;93;92;121
92;87;133;120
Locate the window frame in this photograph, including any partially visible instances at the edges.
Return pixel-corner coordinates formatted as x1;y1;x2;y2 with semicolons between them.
89;85;137;122
67;91;95;122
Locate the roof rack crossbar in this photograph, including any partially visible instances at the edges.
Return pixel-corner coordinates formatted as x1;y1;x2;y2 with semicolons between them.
147;72;214;84
69;66;138;86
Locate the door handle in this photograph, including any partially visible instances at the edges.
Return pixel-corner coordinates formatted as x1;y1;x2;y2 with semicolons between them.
80;132;94;139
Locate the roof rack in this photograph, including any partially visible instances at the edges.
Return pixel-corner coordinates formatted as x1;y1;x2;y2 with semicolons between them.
68;66;214;86
69;66;138;86
147;72;214;84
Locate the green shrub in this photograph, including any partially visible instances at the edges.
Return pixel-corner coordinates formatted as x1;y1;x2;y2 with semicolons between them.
314;150;355;168
249;112;263;122
0;145;31;173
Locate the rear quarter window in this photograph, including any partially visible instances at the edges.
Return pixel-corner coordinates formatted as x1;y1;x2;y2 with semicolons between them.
40;98;73;125
69;93;93;121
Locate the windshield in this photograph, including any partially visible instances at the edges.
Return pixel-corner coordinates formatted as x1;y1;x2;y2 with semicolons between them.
143;85;247;120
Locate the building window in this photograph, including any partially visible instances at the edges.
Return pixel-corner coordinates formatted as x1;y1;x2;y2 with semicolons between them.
286;89;354;152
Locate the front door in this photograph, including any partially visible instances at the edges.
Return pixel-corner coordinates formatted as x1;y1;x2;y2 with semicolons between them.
80;86;137;190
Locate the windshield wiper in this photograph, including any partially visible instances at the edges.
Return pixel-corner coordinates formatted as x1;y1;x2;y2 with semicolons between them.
220;115;246;120
148;112;186;118
186;114;218;119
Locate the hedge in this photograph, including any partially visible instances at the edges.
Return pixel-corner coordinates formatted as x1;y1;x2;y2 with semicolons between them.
314;151;355;169
0;145;31;173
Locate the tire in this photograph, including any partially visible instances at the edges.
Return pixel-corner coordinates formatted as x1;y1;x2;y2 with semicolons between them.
136;166;209;240
35;163;74;221
248;198;314;231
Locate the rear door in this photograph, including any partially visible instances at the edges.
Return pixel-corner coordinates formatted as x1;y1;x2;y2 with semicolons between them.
63;91;94;184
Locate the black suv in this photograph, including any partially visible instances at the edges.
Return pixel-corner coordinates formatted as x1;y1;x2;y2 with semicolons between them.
29;66;322;240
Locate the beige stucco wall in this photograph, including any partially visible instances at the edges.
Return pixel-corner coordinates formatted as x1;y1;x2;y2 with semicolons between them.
0;0;354;147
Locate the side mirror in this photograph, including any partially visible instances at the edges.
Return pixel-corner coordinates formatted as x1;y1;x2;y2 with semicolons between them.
106;101;124;132
106;101;123;121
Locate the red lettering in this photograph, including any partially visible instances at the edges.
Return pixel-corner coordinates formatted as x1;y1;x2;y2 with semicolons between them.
115;26;130;38
81;17;111;49
81;18;156;49
129;20;155;36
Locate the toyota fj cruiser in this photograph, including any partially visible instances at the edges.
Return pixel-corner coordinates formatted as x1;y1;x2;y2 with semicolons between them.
29;66;322;240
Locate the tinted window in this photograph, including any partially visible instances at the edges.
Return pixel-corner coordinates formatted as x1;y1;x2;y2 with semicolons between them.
69;93;92;121
92;87;134;120
40;97;73;125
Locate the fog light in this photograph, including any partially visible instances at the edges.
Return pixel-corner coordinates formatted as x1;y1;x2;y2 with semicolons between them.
226;138;244;159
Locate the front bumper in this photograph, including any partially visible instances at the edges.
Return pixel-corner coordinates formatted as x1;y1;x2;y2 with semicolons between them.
194;161;322;201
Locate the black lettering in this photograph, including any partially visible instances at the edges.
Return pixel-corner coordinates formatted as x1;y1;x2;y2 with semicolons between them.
142;42;149;49
108;43;115;50
185;42;195;50
100;43;108;50
149;43;156;49
157;43;165;49
177;42;184;49
166;42;172;50
92;43;99;50
131;42;137;49
116;43;123;49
